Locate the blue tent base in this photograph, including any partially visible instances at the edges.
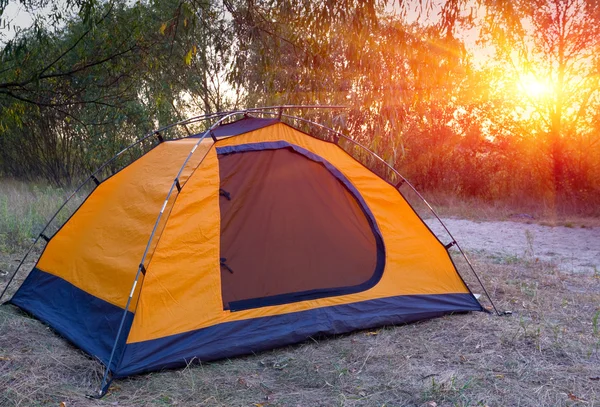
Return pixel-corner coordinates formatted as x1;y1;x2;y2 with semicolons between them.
116;293;482;377
9;268;133;371
9;268;483;378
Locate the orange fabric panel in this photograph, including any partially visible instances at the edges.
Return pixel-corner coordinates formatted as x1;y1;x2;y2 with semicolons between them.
127;123;469;343
37;139;212;310
128;146;222;342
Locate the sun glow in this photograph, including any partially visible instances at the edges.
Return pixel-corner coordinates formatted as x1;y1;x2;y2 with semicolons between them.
518;74;552;100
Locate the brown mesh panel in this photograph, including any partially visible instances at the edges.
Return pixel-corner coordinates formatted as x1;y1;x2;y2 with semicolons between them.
218;147;378;309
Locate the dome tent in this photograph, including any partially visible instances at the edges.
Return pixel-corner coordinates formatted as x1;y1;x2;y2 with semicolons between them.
1;107;493;396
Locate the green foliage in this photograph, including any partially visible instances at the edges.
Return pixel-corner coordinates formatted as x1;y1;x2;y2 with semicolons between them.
480;0;600;206
0;0;599;212
0;0;238;185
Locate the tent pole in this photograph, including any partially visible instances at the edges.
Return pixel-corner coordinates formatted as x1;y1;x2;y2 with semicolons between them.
251;111;507;317
0;111;242;304
95;110;249;397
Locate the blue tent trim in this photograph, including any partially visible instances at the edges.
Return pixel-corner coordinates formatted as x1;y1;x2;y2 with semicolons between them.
188;116;279;139
9;268;133;371
216;141;386;311
117;292;481;377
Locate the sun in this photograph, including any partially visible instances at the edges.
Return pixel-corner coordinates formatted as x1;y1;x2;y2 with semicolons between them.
518;73;551;100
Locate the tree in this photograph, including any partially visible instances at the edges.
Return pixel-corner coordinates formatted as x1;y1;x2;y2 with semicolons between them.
0;0;236;184
482;0;600;203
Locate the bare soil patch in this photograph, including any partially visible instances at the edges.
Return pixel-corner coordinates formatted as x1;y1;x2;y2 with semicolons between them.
427;218;600;275
1;220;600;406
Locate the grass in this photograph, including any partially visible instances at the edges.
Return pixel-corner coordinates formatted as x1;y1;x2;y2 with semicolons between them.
409;188;600;228
0;178;597;253
1;178;600;406
0;179;88;253
1;250;599;406
0;179;67;252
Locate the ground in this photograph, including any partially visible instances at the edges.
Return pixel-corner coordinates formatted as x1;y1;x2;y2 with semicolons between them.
426;218;600;274
1;218;599;407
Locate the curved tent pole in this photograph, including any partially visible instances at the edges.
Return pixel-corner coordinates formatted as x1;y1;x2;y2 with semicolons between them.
0;131;159;303
250;109;504;317
95;110;250;397
1;107;345;300
0;110;246;304
245;105;346;112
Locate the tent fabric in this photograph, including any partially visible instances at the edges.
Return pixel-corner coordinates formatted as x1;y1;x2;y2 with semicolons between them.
10;267;132;372
117;293;478;377
218;143;384;311
9;117;484;379
188;116;279;139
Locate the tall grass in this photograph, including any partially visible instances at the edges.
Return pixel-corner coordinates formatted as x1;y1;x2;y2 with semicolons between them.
0;179;71;251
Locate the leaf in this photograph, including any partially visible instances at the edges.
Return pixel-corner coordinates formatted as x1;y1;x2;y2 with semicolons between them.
184;48;193;65
568;392;585;402
159;23;167;35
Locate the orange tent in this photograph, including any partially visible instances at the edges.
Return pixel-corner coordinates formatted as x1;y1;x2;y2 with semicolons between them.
5;110;486;395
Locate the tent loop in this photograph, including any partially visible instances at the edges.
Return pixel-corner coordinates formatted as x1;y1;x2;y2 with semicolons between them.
444;241;456;250
220;258;234;274
219;188;231;200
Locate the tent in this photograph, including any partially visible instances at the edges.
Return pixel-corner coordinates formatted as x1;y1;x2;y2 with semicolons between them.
2;108;488;395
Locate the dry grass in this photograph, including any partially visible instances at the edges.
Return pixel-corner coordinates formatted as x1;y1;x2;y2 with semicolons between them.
0;179;88;252
1;249;599;407
405;188;600;228
1;178;599;406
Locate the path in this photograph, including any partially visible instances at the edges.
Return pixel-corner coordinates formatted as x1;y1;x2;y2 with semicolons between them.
426;218;600;274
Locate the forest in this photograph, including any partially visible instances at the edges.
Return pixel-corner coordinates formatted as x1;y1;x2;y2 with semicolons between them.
1;0;600;215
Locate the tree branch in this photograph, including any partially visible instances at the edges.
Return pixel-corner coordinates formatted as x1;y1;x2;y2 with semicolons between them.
0;2;116;90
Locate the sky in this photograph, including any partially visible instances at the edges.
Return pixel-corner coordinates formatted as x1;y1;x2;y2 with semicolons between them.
1;2;34;42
